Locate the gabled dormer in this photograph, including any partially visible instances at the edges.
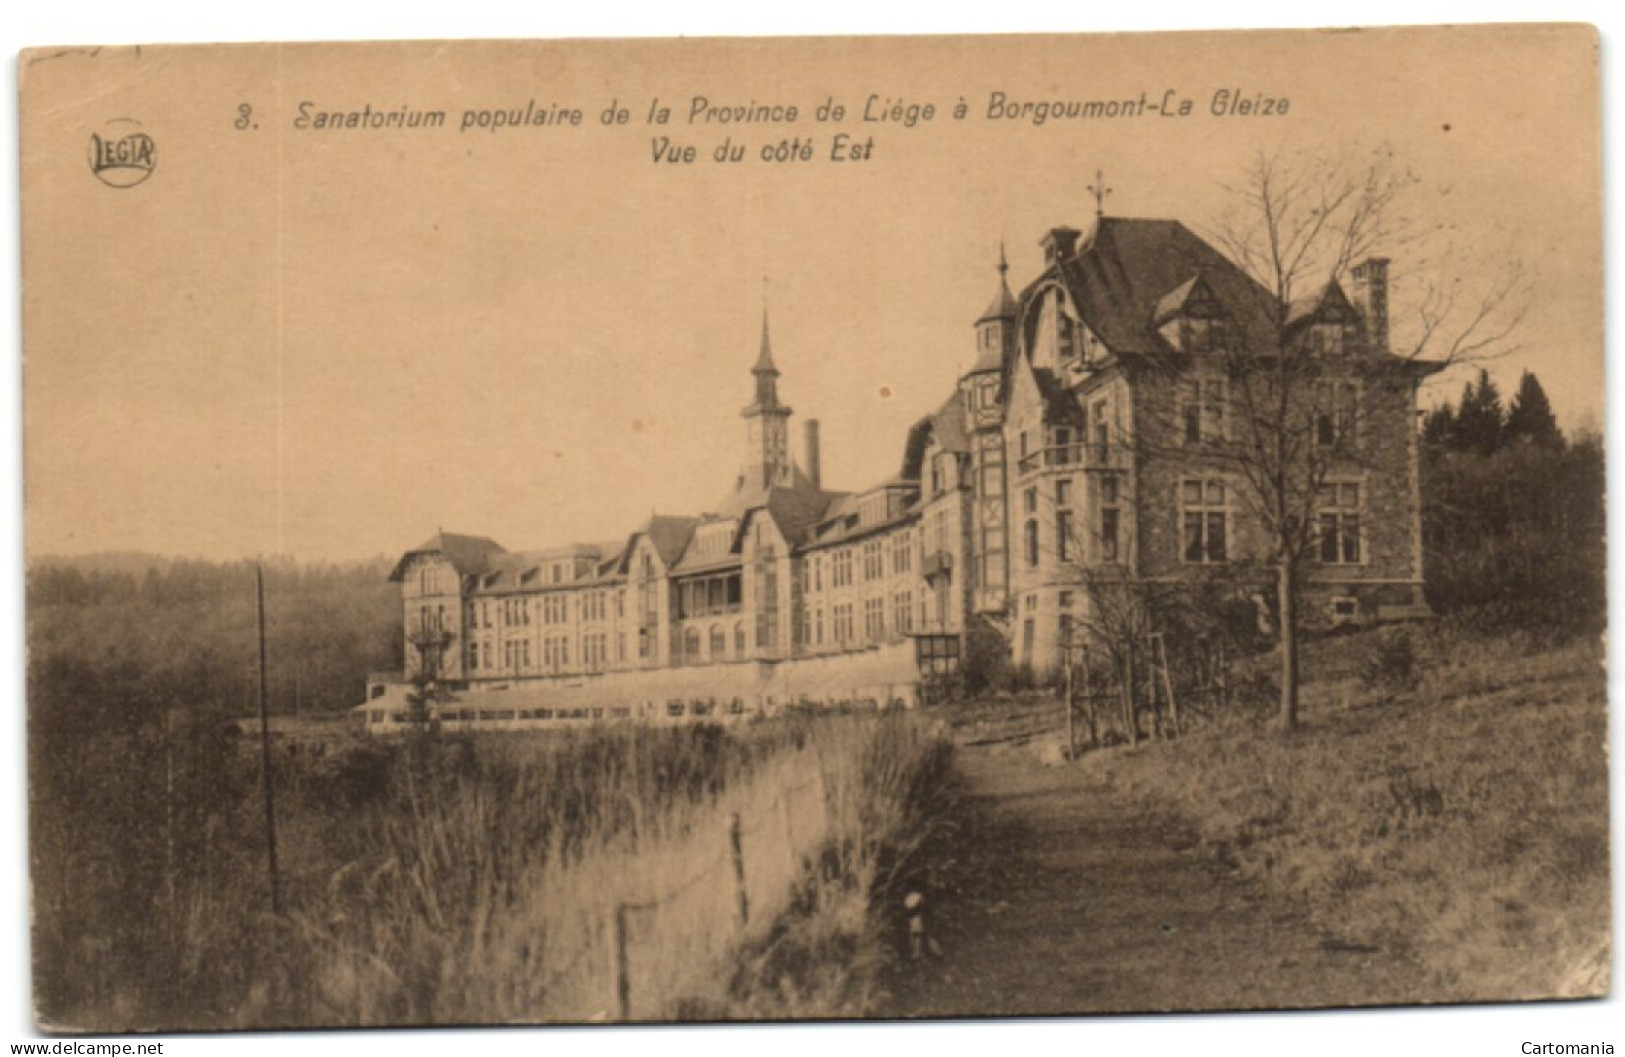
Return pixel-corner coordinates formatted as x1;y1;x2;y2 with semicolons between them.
1153;273;1231;354
1284;280;1358;355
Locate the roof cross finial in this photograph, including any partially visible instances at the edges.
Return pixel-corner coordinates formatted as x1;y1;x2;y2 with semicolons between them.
1088;169;1112;218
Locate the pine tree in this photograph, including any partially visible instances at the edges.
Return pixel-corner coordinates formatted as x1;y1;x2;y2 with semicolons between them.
1452;369;1506;455
1505;370;1563;448
1422;403;1457;447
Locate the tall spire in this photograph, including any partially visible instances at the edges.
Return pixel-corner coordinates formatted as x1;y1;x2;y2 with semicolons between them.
740;283;793;493
755;308;777;375
754;277;778;375
746;283;787;415
977;242;1018;324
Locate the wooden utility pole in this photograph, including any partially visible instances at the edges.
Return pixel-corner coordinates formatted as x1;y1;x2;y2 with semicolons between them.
256;564;282;915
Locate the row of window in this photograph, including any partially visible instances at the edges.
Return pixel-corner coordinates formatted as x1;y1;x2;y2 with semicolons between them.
434;477;1366;660
1181;478;1364;566
1177;379;1361;448
804;528;916;595
464;631;628;673
1009;476;1364;569
675;622;748;664
1019;475;1121;568
369;706;613;724
460;589;626;631
802;589;916;648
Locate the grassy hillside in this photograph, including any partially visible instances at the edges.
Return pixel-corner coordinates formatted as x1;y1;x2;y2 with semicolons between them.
1083;620;1609;1002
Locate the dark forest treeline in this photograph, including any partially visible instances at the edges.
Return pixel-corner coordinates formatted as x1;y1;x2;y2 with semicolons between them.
1420;370;1605;627
28;555;403;717
26;555;403;1027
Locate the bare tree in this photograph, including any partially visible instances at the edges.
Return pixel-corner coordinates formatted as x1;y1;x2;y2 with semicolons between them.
1202;144;1529;729
1036;502;1256;747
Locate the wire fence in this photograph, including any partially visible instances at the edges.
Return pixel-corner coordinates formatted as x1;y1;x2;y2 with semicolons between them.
529;756;833;1021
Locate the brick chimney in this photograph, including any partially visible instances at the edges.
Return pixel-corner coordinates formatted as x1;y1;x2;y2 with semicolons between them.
1350;257;1390;352
804;419;821;490
1041;226;1082;266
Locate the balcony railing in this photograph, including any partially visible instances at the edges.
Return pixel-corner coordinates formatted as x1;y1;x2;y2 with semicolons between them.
921;551;954;580
1016;442;1122;476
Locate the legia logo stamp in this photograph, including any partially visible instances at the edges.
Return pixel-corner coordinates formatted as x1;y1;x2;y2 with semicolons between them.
87;118;156;188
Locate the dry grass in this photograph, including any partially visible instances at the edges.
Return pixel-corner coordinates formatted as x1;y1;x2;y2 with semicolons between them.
1083;621;1610;1003
33;711;955;1030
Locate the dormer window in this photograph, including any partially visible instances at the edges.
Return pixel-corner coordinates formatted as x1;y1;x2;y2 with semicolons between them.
1309;322;1346;355
1058;311;1081;360
1154;275;1228;354
975;376;998;409
1288;281;1357;355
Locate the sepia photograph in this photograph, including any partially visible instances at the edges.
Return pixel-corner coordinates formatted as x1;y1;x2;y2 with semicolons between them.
13;16;1611;1043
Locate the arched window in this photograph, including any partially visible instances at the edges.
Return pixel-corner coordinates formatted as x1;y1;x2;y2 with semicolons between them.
710;625;726;658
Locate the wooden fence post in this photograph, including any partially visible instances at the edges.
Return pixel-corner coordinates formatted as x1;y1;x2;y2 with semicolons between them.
779;787;799;877
729;811;750;928
1063;651;1076;760
1082;649;1099;750
609;903;631;1021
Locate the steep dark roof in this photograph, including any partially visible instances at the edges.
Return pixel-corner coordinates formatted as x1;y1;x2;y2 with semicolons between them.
642;514;702;568
901;393;971;480
465;542;628;594
712;461;820;518
976;262;1018;324
1032;367;1086;427
1025;217;1279;360
930;394;970;453
387;531;505;582
763;485;843;546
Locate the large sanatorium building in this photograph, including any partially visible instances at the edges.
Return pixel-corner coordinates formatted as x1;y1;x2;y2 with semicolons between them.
358;213;1438;730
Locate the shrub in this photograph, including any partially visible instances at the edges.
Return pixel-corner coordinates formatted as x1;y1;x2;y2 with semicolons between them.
1357;627;1421;693
956;615;1011;698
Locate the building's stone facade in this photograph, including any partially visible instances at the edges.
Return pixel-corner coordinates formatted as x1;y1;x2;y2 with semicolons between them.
367;213;1436;723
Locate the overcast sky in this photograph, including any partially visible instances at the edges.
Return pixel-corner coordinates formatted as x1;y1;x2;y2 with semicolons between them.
22;26;1600;562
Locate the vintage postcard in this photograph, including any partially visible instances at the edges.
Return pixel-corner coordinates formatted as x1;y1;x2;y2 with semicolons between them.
19;24;1607;1034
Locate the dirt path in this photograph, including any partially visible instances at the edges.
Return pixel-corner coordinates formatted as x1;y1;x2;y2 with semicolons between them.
885;742;1424;1018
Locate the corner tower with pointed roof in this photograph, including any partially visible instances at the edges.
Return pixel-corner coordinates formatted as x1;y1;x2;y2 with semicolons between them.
962;248;1017;612
741;307;795;492
965;245;1016;424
